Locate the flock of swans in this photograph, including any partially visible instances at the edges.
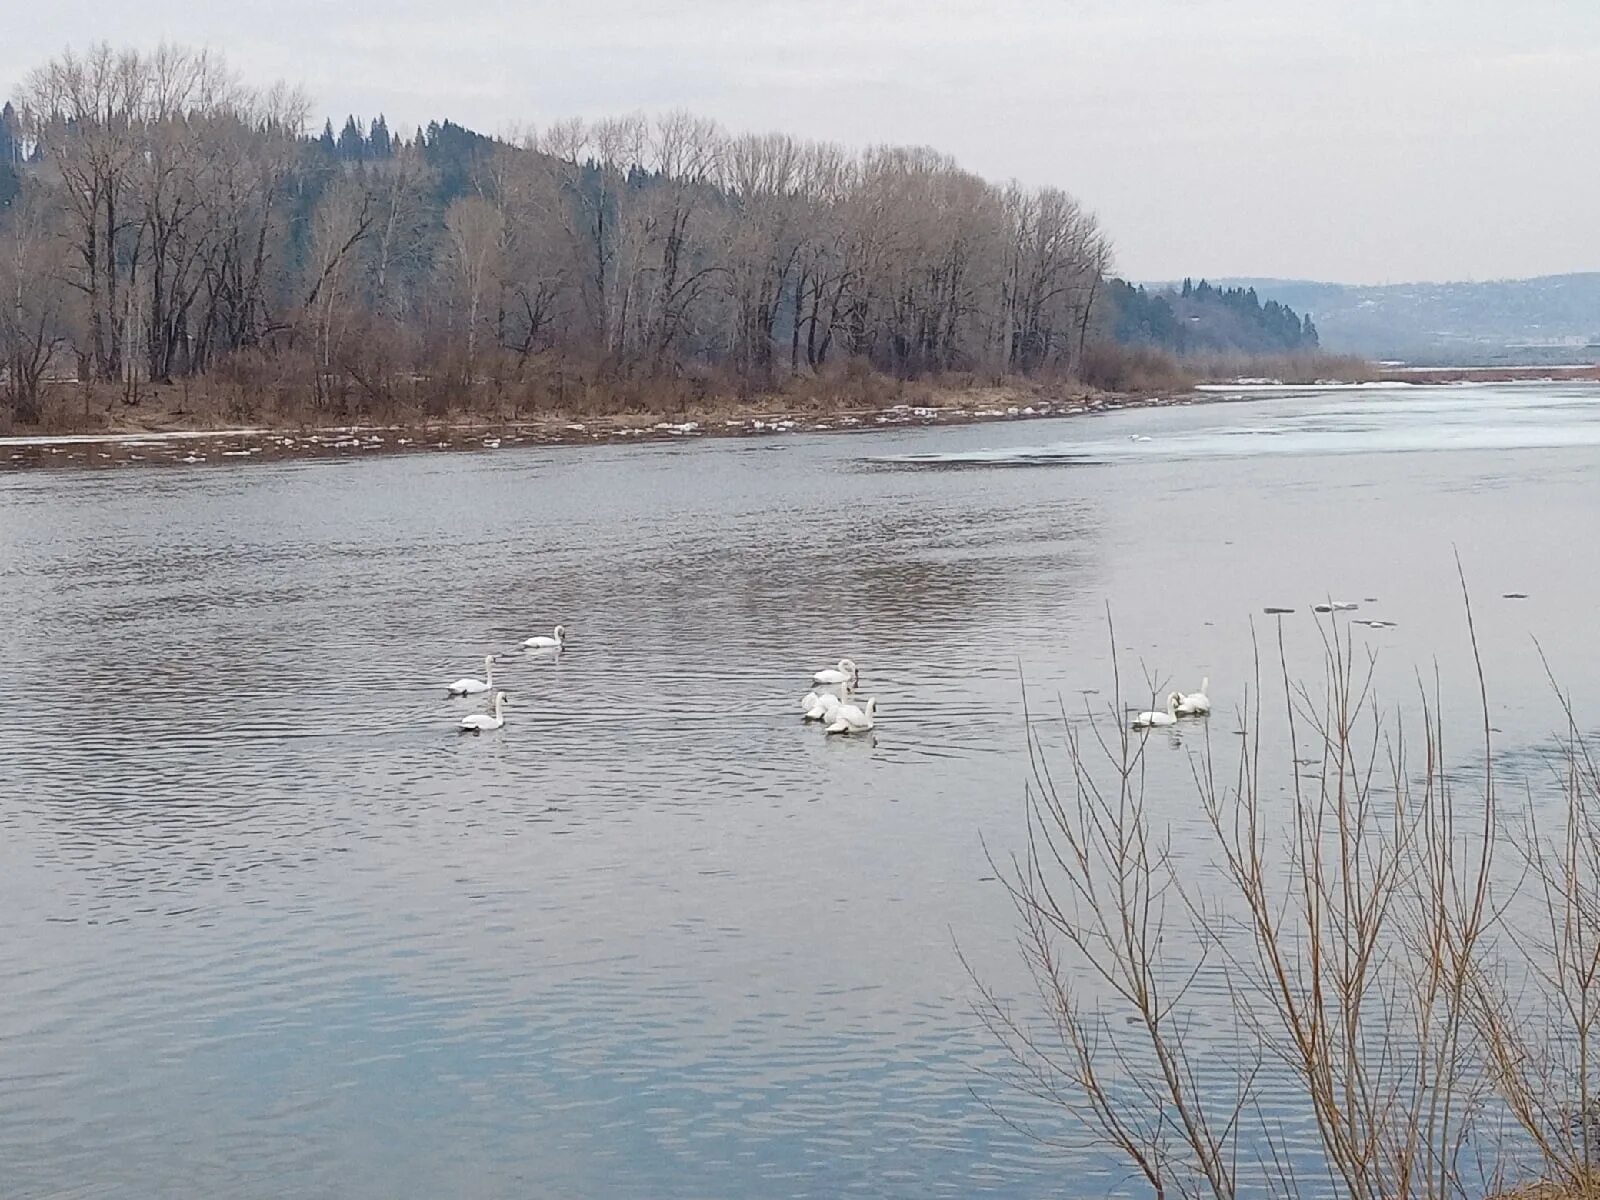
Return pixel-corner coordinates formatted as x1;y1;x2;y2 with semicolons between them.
445;625;566;734
445;632;881;739
798;658;877;735
447;631;1189;739
1132;678;1212;729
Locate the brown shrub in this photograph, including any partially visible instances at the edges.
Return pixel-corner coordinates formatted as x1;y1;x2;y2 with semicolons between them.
1078;341;1197;393
1185;349;1377;384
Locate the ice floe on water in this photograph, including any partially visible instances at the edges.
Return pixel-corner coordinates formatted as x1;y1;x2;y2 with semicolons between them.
1193;380;1419;394
867;380;1600;469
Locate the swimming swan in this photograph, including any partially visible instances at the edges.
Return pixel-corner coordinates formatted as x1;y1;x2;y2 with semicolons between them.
803;693;842;722
826;697;877;734
460;692;508;733
812;658;859;686
803;683;855;722
1174;678;1211;716
447;655;495;696
523;625;566;650
1132;695;1179;729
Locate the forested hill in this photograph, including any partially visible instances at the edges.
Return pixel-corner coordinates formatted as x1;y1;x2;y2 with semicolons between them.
1107;278;1319;355
2;43;1119;428
308;113;498;201
1219;275;1600;364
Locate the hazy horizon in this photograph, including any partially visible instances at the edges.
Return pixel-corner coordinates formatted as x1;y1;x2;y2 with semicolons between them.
8;0;1599;286
1140;270;1600;289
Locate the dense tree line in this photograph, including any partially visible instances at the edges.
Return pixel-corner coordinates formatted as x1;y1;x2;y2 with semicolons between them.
0;44;1114;423
1108;277;1318;355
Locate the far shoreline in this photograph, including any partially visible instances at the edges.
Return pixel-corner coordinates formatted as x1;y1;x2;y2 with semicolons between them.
0;386;1189;470
3;365;1595;471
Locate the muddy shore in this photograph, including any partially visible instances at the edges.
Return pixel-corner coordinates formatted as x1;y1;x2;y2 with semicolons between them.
4;366;1593;471
0;387;1199;471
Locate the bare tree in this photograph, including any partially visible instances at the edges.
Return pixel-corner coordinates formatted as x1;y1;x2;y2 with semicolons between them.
19;43;147;382
440;193;505;375
635;111;724;366
540;115;650;363
191;82;307;366
1472;676;1600;1195
721;132;803;384
997;185;1110;375
973;611;1501;1199
303;176;374;382
0;183;73;422
486;137;575;363
790;140;855;372
132;48;241;382
366;140;436;323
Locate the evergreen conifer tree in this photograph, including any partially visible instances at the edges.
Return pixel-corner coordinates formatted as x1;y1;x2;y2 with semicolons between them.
0;101;20;167
338;115;365;161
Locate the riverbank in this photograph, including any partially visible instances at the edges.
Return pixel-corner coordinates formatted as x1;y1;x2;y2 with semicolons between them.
1379;363;1600;384
0;383;1197;469
6;365;1594;470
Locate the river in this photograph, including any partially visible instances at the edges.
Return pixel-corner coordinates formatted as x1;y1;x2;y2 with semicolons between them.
2;381;1598;1197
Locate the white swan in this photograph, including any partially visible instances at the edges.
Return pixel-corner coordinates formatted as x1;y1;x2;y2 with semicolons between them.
1175;678;1211;717
812;658;859;686
446;655;495;696
803;694;841;722
1132;695;1179;729
826;697;877;734
803;682;854;722
523;625;566;650
460;691;508;733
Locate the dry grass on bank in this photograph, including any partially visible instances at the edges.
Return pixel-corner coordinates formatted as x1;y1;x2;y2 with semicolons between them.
1076;342;1378;393
0;343;1423;439
1187;349;1378;383
2;354;1108;439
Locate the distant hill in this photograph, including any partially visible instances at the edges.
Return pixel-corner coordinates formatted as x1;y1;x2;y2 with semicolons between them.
1203;275;1600;365
1107;278;1319;356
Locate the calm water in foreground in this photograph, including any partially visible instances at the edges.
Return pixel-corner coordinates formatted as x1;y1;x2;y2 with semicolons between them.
3;381;1599;1198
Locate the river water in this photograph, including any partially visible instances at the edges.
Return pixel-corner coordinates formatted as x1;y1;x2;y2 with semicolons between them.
2;381;1598;1198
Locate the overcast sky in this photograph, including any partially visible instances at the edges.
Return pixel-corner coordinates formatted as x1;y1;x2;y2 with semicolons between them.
8;0;1598;284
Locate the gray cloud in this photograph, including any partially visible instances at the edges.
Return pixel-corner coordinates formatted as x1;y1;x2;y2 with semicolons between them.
8;0;1598;283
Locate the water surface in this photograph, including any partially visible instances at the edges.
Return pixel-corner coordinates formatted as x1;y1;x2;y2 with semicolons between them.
2;381;1598;1197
